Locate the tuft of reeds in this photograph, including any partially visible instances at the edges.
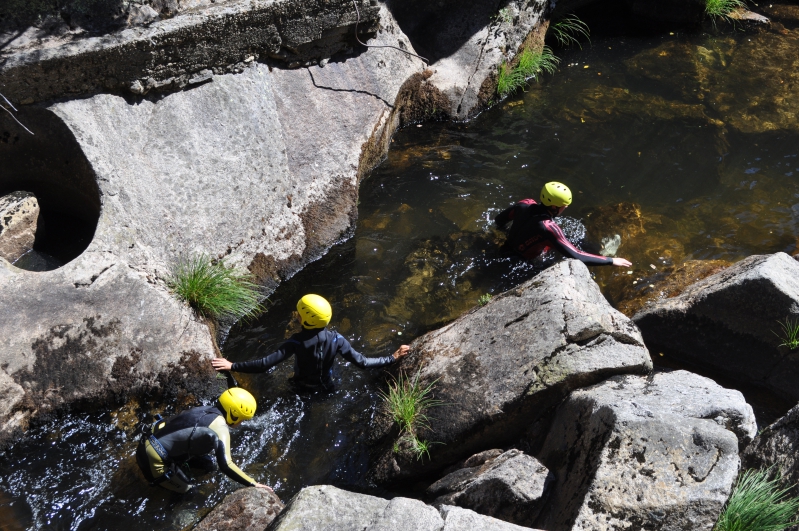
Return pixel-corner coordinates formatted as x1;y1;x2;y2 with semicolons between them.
167;254;264;320
714;468;799;531
774;317;799;350
705;0;746;19
380;369;443;461
496;46;560;97
550;15;591;48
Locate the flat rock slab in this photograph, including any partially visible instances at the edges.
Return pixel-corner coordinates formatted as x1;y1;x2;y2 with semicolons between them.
428;449;552;526
536;370;757;531
195;486;284;531
368;259;652;484
266;485;541;531
0;191;39;263
743;402;799;497
634;252;799;402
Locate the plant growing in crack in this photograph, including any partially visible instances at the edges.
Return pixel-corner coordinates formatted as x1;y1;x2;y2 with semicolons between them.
713;468;799;531
705;0;746;21
496;46;559;97
380;368;443;461
478;293;493;306
491;7;513;25
774;316;799;350
549;14;591;49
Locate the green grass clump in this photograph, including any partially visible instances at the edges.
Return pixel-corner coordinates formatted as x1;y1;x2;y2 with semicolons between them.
380;369;443;461
550;15;590;48
774;317;799;350
167;254;264;320
714;469;799;531
705;0;746;18
496;46;559;97
478;293;493;306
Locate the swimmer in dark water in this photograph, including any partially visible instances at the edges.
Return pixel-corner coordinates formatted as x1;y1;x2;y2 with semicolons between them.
495;181;632;267
212;294;410;391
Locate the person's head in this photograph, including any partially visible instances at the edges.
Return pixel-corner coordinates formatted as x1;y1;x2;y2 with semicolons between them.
540;181;572;215
296;294;332;329
217;387;257;426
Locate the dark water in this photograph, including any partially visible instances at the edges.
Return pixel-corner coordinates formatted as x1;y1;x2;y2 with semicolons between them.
3;18;799;530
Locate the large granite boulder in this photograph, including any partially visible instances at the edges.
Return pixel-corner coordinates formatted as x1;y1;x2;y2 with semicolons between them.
195;486;285;531
266;485;540;531
428;449;552;526
743;402;799;497
634;253;799;402
535;370;757;531
0;191;39;263
368;259;653;485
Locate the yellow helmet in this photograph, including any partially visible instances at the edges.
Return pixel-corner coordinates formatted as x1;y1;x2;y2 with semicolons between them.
218;387;256;425
297;294;332;329
540;182;573;207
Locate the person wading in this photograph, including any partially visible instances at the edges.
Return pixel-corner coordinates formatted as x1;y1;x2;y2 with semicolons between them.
495;181;633;267
212;294;409;391
136;387;271;493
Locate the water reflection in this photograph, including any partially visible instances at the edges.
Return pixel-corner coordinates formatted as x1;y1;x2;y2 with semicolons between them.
3;20;799;531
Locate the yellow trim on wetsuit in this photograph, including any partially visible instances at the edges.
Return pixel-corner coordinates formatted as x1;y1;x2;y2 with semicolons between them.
144;439;192;493
209;416;255;485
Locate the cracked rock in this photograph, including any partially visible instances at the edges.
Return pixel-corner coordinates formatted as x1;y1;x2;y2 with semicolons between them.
535;370;756;531
367;259;652;485
0;191;39;263
743;402;799;500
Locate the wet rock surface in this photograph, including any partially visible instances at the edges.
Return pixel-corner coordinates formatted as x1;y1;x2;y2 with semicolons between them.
743;402;799;497
195;486;284;531
266;485;541;531
634;252;799;402
536;370;757;531
428;449;552;526
0;191;39;263
368;259;652;485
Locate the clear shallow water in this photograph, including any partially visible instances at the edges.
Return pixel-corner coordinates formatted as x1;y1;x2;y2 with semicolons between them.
4;20;799;530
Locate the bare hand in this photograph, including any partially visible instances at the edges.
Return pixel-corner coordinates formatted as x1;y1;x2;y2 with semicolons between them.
612;257;632;267
254;483;274;492
393;345;410;360
211;358;233;371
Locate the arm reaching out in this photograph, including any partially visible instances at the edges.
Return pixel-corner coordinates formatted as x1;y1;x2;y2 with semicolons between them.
392;345;410;360
612;257;632;267
212;358;233;371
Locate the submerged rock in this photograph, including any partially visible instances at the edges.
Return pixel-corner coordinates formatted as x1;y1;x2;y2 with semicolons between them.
743;402;799;498
427;449;552;526
0;191;39;263
536;370;756;531
195;486;284;531
634;252;799;402
368;259;652;485
266;485;541;531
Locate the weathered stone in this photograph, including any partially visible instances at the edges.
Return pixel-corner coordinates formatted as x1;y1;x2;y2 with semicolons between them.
743;402;799;498
536;370;757;531
195;486;284;531
428;449;552;526
634;253;799;402
266;485;542;531
368;259;652;485
0;191;39;263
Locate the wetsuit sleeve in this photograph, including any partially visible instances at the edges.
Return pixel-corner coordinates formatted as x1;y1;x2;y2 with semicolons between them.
336;335;395;368
541;219;613;265
231;340;298;373
209;417;256;486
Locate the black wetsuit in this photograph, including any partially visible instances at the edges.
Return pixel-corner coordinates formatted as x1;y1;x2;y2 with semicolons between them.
231;327;396;390
136;405;255;492
495;198;612;265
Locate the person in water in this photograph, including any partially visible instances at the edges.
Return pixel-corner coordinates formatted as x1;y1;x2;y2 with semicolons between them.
211;294;410;391
495;181;633;267
136;387;271;493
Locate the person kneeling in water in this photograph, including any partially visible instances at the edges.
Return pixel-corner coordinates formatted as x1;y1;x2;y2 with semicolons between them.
136;387;271;493
212;294;410;391
496;181;632;267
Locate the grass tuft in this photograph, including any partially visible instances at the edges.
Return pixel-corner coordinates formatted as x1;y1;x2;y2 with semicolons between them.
714;468;799;531
167;254;264;320
705;0;746;18
550;15;591;48
380;369;443;461
774;317;799;350
496;46;560;97
478;293;493;306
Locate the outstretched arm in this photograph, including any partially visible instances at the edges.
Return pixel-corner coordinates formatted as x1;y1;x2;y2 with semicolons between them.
212;340;299;374
337;334;406;368
541;219;616;266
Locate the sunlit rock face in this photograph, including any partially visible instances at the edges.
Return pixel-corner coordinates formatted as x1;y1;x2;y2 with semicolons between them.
195;487;284;531
366;259;652;486
634;252;799;402
0;192;38;263
535;371;756;531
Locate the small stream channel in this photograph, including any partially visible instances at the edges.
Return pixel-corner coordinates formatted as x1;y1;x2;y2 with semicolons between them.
2;9;799;530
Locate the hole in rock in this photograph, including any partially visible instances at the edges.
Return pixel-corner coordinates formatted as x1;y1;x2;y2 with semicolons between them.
0;106;101;271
